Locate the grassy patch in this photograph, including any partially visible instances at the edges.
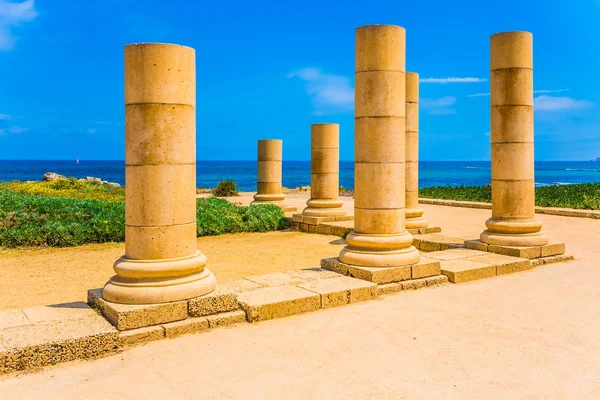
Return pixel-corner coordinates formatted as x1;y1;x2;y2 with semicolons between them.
419;183;600;210
0;190;288;248
0;178;125;202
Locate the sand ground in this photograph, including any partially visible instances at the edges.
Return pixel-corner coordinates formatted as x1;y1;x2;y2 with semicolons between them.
1;199;599;398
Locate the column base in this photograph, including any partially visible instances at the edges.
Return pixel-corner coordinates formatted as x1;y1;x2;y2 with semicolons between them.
251;199;296;212
405;207;428;229
103;251;217;305
481;218;548;247
303;198;346;218
339;231;420;267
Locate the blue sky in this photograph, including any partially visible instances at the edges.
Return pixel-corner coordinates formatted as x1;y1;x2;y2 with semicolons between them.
0;0;598;161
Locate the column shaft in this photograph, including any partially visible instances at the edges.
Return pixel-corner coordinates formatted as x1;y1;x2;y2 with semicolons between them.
303;124;346;217
252;140;292;211
480;31;547;246
339;24;419;267
405;72;428;229
103;43;216;304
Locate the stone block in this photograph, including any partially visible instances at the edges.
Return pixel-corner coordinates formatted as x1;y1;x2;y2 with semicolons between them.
541;243;566;257
377;282;403;295
464;239;489;252
466;254;532;276
237;285;320;322
488;244;541;259
0;314;119;374
346;264;412;284
308;225;319;233
530;254;574;267
188;286;238;317
286;268;342;281
88;288;188;331
424;275;449;287
303;216;322;225
401;278;427;291
119;325;165;347
440;259;497;283
416;239;440;252
292;214;304;223
163;317;209;338
245;272;308;287
219;279;265;294
321;257;349;276
298;276;377;308
206;310;247;328
426;248;489;261
411;258;441;279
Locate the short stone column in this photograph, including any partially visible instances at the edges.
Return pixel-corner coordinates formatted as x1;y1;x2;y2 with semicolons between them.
339;24;420;267
251;139;294;211
480;31;548;246
303;123;346;217
405;72;428;229
103;43;216;305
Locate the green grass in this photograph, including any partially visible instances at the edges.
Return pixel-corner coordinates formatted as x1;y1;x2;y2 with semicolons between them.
0;178;125;202
419;182;600;210
0;190;287;248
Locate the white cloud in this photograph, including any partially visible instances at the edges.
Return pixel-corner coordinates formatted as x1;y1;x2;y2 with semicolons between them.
288;68;353;115
0;113;11;120
0;0;38;51
468;89;571;98
420;77;487;84
534;95;594;111
421;96;457;115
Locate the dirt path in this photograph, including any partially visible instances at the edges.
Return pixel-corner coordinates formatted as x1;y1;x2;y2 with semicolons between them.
0;231;344;310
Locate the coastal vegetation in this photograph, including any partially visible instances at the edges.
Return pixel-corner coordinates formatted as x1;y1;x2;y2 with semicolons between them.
213;179;239;197
419;183;600;210
0;180;287;248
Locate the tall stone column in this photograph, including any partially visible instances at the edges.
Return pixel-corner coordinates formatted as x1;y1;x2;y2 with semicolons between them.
103;43;216;305
251;139;294;211
480;31;548;246
405;72;428;229
339;24;420;267
303;123;346;217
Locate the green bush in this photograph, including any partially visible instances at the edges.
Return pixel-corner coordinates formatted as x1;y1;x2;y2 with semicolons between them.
213;179;238;197
0;191;287;248
419;183;600;210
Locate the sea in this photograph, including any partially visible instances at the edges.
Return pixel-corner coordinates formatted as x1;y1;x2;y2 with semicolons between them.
1;160;600;191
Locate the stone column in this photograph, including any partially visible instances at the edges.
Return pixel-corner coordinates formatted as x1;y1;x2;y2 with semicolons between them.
251;139;293;211
103;43;216;305
480;31;548;246
303;123;346;217
405;72;428;229
339;24;420;267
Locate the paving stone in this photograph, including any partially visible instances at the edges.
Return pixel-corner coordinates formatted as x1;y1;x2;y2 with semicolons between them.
418;226;442;234
424;275;450;287
298;276;377;308
286;268;342;281
119;325;165;347
0;314;119;374
488;244;542;259
377;282;403;295
88;288;188;331
426;248;489;261
292;214;304;223
245;272;308;287
237;285;320;323
416;240;441;252
188;286;238;317
541;243;566;257
530;254;574;266
321;257;349;276
464;239;489;252
466;254;532;276
0;310;30;330
206;310;247;328
411;258;441;279
347;264;412;284
219;279;265;294
163;317;209;338
401;278;427;290
440;259;497;283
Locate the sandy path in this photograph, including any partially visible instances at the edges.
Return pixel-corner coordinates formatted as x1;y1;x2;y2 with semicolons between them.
0;231;344;311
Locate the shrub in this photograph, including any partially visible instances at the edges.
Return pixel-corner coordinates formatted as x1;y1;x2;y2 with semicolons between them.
0;178;125;202
213;179;238;197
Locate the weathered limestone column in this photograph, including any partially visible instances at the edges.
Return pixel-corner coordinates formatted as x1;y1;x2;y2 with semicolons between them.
480;31;548;246
339;24;420;267
251;139;293;211
405;72;428;229
103;43;216;304
303;123;346;217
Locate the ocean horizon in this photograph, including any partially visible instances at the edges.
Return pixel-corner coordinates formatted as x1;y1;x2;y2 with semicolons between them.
1;160;600;191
